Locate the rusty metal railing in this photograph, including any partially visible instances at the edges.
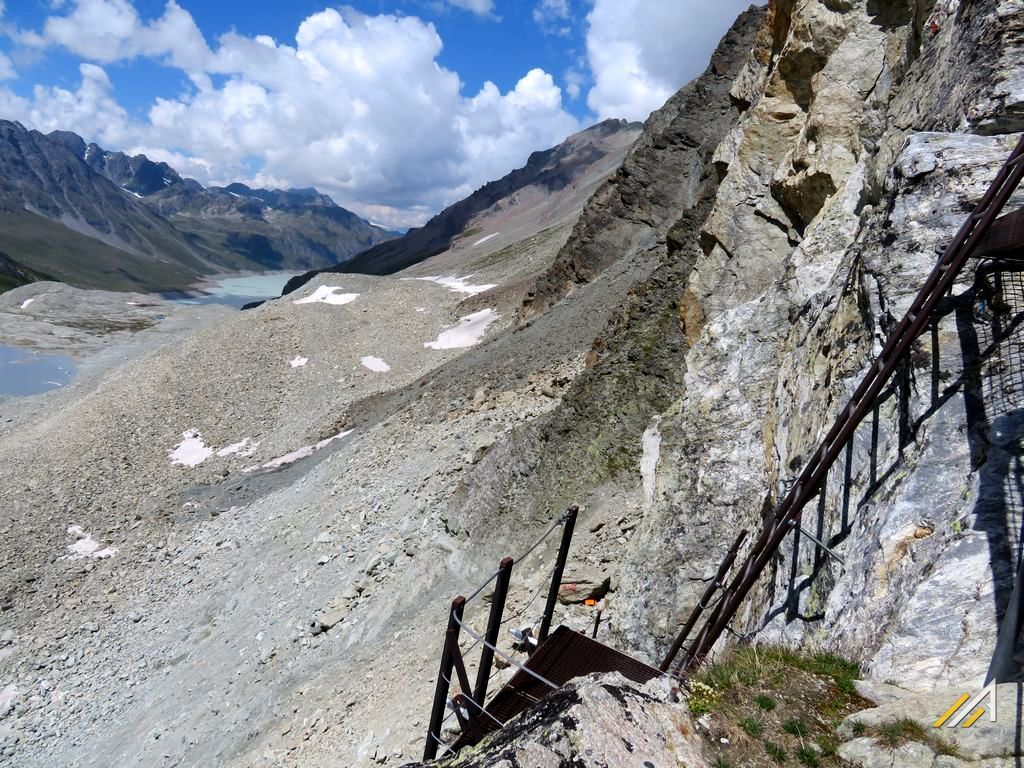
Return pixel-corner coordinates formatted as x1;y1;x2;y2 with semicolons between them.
670;135;1024;673
422;505;578;761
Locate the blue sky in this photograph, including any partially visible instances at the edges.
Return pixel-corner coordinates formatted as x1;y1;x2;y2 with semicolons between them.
0;0;754;226
5;0;593;122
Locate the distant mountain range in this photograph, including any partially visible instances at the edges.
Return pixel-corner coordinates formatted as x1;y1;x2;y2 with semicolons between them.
283;118;642;295
0;120;397;293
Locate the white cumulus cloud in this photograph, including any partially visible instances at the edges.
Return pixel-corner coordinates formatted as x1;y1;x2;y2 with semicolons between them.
12;63;131;145
533;0;571;34
37;0;211;70
585;0;755;121
5;3;580;228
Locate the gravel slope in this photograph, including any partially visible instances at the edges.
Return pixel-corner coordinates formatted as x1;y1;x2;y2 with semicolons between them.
0;182;663;767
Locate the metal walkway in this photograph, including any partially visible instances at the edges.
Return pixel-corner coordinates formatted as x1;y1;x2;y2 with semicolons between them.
420;135;1024;761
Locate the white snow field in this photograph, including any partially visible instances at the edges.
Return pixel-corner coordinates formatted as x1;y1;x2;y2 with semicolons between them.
472;232;500;246
360;356;390;372
65;526;118;560
168;430;215;467
255;429;355;470
424;309;498;350
293;286;360;305
413;275;497;296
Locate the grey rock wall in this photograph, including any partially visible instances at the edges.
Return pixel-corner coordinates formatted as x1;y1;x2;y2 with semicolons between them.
606;0;1024;690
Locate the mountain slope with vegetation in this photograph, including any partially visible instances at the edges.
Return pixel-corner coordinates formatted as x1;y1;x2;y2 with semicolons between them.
0;121;395;292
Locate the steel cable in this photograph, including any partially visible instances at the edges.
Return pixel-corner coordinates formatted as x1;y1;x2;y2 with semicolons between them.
452;613;559;690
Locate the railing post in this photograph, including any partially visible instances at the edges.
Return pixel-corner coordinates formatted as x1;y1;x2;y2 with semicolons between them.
660;529;748;672
538;505;578;643
473;557;513;706
423;596;466;762
451;693;483;744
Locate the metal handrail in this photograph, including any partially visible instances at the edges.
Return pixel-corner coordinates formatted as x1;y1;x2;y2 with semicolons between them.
680;134;1024;670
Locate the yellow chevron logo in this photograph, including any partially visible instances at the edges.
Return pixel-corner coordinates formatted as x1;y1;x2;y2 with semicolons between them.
934;684;997;729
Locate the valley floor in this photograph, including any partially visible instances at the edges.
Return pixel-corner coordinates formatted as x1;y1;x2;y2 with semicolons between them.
0;214;655;766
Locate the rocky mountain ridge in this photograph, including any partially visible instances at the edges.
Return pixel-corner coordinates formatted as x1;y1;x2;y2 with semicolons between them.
283;118;642;292
0;120;395;291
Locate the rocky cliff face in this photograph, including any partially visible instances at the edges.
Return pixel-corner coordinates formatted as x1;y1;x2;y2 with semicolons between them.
521;11;766;319
559;0;1024;689
445;0;1024;693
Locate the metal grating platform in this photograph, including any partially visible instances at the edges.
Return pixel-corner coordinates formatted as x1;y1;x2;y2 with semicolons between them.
973;208;1024;261
452;626;662;749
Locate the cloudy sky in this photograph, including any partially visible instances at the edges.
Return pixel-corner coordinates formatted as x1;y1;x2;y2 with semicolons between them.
0;0;753;228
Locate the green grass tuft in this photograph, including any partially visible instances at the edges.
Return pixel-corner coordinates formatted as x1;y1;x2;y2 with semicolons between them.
932;736;963;758
796;746;820;768
818;736;838;757
755;694;777;711
783;719;808;738
876;718;927;748
765;741;787;763
740;717;764;737
869;718;963;759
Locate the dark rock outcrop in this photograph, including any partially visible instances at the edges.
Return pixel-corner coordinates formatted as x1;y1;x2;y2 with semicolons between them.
520;5;767;318
0;251;52;292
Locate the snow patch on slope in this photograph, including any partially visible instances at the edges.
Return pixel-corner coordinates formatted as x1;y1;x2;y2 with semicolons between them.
293;286;359;306
64;525;118;560
360;356;390;372
472;232;500;246
216;439;259;458
425;309;498;350
170;431;258;465
414;275;497;296
252;429;355;471
168;430;214;467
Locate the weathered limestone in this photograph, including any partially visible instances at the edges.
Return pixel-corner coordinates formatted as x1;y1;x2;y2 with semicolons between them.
606;0;1024;691
400;673;706;768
